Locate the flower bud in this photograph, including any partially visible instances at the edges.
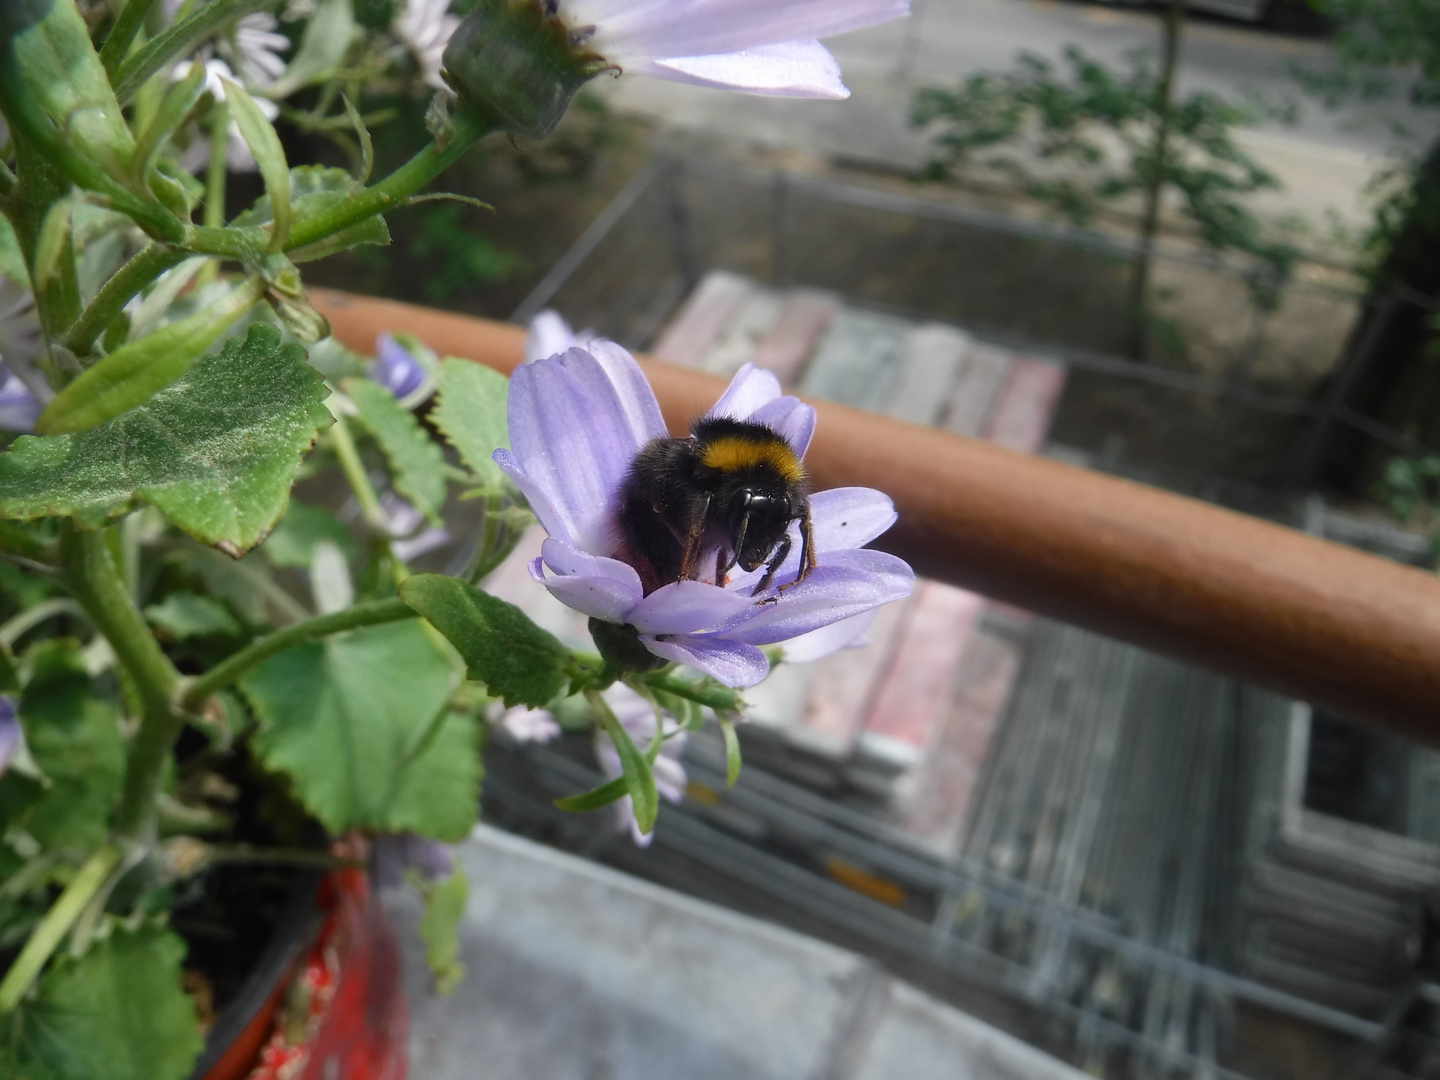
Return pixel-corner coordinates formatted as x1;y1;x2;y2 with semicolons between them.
441;0;610;139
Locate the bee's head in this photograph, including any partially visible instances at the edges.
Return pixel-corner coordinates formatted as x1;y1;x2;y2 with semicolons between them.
729;484;806;572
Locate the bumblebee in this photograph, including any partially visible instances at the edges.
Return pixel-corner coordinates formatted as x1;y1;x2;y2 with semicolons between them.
617;415;817;597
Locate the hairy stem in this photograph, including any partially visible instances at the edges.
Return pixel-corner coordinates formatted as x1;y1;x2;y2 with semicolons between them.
62;526;182;843
328;414;389;532
61;245;186;357
181;598;415;710
0;844;121;1013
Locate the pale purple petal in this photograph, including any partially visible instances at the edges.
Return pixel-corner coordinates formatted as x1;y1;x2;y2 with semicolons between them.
371;335;427;398
640;634;771;687
525;311;605;365
706;362;783;423
494;704;561;744
0;697;19;778
810;487;897;551
749;395;815;456
505;348;643;553
654;753;687;803
719;560;914;644
626;579;754;634
372;832;454;887
537;538;644;621
0;368;40;434
579;0;910;64
648;40;849;99
544;573;643;623
495;449;575;548
780;608;878;663
587;339;669;446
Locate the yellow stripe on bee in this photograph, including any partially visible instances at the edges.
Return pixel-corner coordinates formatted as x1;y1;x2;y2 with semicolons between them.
699;435;805;484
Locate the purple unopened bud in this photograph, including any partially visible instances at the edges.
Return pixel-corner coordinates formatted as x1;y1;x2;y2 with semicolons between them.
0;362;40;434
0;697;22;778
370;335;429;400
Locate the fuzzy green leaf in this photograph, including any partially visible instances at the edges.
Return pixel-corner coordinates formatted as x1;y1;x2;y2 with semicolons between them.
346;379;446;525
432;358;509;485
398;574;570;709
15;0;135;179
0;925;204;1080
417;866;468;997
223;79;291;250
144;593;243;640
241;621;479;839
0;642;122;852
0;324;333;556
37;276;267;435
261;502;357;568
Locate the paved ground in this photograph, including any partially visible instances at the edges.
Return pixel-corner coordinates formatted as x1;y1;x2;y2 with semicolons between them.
592;0;1438;229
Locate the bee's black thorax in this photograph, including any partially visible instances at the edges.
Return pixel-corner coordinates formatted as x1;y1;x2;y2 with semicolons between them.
616;417;815;596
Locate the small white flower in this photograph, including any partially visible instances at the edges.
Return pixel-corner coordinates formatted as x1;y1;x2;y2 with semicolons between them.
552;0;910;100
220;13;291;90
396;0;461;89
173;58;283;173
490;703;563;744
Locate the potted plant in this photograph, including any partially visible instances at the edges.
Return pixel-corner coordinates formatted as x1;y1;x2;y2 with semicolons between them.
0;0;913;1077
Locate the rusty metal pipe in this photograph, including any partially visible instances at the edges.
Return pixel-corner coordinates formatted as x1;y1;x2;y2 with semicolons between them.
312;289;1440;738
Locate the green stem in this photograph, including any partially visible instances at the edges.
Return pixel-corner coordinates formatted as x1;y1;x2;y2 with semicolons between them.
329;414;388;532
62;526;182;843
99;0;160;78
112;0;279;105
61;245;185;357
0;844;121;1013
181;598;415;710
202;100;228;231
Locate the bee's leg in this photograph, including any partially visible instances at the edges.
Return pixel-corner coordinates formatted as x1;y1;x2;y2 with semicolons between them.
678;496;711;581
753;535;792;596
778;513;817;593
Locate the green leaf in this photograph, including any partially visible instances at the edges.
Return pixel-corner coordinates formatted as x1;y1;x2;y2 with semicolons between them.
432;358;510;485
241;621;479;839
37;276;267;435
15;0;135;180
266;0;357;98
346;379;446;525
596;697;657;835
554;775;628;813
0;641;123;852
234;167;390;263
1;324;333;556
223;79;290;251
132;59;207;190
398;574;570;709
719;713;742;790
0;925;204;1080
32;198;73;292
261;502;358;568
0;216;28;287
144;593;243;640
416;865;467;997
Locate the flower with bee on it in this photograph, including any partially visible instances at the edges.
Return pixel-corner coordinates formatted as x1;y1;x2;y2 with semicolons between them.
493;314;913;688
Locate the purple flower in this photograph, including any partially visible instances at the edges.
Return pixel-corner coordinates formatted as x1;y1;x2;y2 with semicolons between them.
494;319;914;688
0;697;22;778
370;334;431;401
555;0;910;99
371;831;455;887
593;685;686;847
0;362;40;434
